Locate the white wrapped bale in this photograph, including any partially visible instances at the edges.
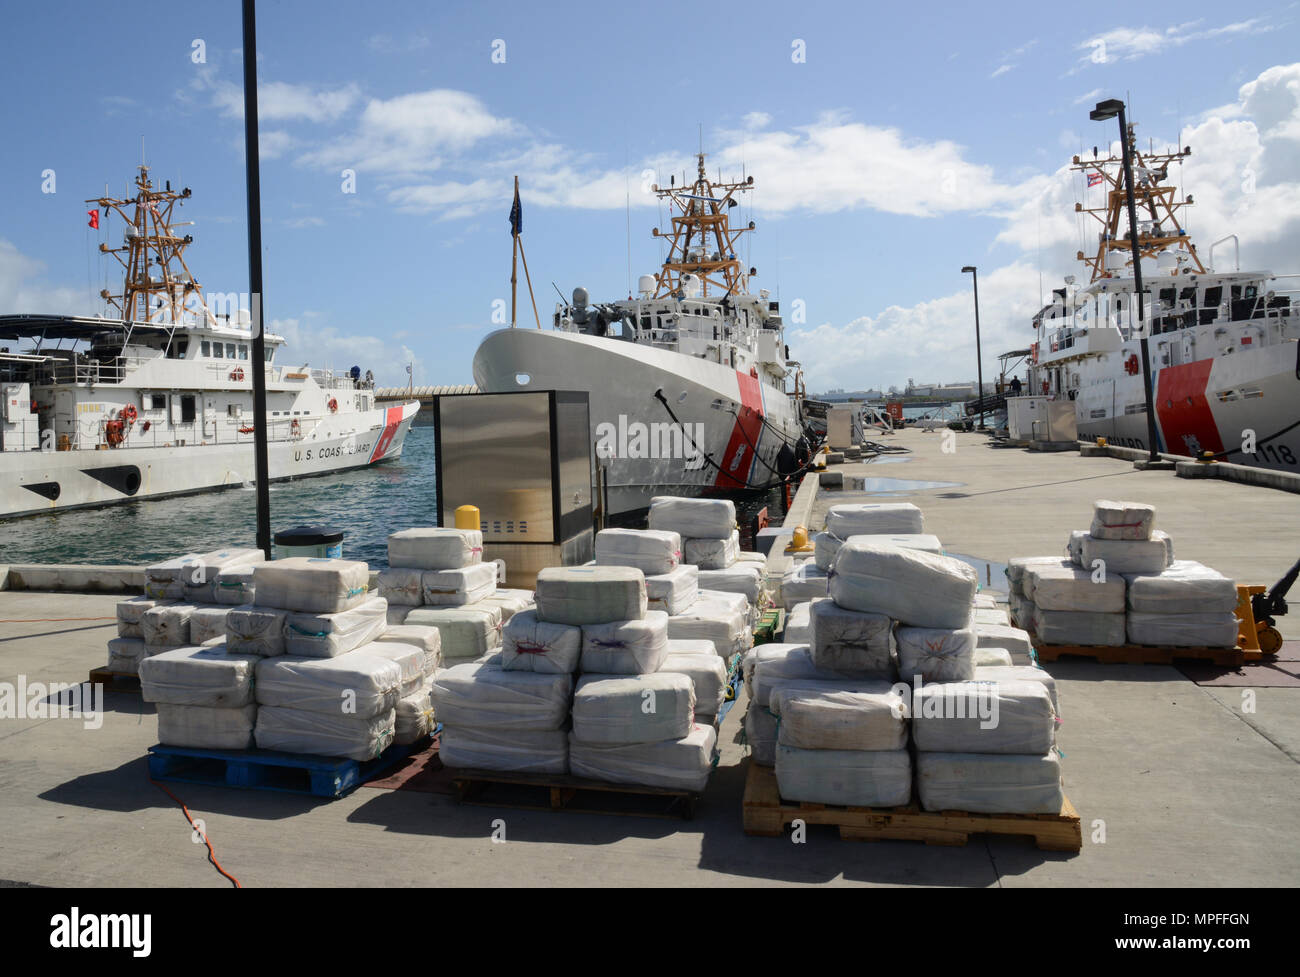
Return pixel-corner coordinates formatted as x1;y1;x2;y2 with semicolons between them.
771;684;908;751
742;643;810;697
405;605;501;662
421;563;497;607
830;542;977;629
253;558;370;614
1091;499;1155;540
1032;608;1126;646
359;641;425;696
1127;612;1238;648
429;661;572;731
594;528;682;574
255;706;395;761
1008;557;1071;597
696;564;764;604
372;625;441;675
183;547;266;602
972;608;1010;628
377;568;424;606
1067;530;1087;566
683;531;740;570
775;747;912;808
254;652;402;718
659;648;728;717
917;751;1064;814
746;702;779;766
667;590;749;658
825;502;924;537
214;563;262;605
387;527;483;570
751;652;851;707
808;598;894;676
813;532;845;571
737;550;766;564
144;553;202;600
478;588;535;623
139;646;259;707
971;593;998;609
394;683;433;744
974;647;1014;668
1026;563;1125;613
645;565;699;615
156;703;257;750
647;496;736;540
780;561;829;610
439;726;569;775
534;566;647;625
225;605;288;656
282;596;388;658
116;597;162;639
571;673;695;744
580;611;670;674
1080;534;1168;575
784;601;812;643
975;665;1060;716
107;637;151;674
975;624;1034;660
501;610;582;674
141;603;199;647
189;606;231;645
1122;560;1237;614
568;724;717;792
896;625;976;683
913;679;1056;754
1008;592;1035;629
851;532;943;555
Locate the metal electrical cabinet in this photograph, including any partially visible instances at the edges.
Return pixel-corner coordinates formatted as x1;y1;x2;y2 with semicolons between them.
433;390;594;585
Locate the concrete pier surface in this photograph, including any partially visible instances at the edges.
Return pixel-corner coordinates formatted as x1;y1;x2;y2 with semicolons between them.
1;429;1297;887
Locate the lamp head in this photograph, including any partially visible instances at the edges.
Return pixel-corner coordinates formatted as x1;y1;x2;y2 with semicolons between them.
1090;98;1124;121
961;265;976;274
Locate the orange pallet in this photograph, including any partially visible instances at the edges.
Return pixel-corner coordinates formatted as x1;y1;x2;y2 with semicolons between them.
1025;631;1257;667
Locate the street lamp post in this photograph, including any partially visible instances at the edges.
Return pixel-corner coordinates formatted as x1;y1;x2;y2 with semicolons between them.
1090;98;1162;464
960;265;986;430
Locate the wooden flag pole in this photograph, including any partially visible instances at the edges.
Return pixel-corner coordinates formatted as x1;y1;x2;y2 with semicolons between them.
517;237;542;330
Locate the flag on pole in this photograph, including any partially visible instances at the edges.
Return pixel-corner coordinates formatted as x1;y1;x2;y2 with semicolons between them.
87;209;99;229
1087;172;1104;188
509;183;522;237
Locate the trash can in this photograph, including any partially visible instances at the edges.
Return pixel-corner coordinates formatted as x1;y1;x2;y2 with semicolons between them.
274;525;345;559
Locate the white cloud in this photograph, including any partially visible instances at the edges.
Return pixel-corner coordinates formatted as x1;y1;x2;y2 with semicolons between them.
0;240;95;318
991;65;1014;78
259;130;293;159
1076;18;1271;70
270;315;411;385
1073;88;1103;105
742;111;772;129
213;80;360;123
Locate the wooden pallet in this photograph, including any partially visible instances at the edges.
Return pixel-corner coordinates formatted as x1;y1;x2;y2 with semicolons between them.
742;762;1081;851
88;667;141;693
449;768;702;820
1027;632;1256;667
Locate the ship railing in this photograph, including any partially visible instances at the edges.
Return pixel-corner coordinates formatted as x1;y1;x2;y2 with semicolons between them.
24;413;317;453
34;360;127;386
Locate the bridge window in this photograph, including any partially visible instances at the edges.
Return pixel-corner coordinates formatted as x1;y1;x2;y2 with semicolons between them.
212;343;223;359
201;341;211;357
150;394;166;410
226;343;236;359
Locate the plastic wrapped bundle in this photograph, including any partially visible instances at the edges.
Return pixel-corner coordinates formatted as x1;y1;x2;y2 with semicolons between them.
1091;499;1155;540
813;532;845;571
972;593;998;609
372;625;441;674
534;566;647;625
594;528;682;575
282;596;387;658
1026;563;1125;613
825;502;924;538
359;641;425;696
188;606;231;645
896;625;976;683
647;496;736;540
214;563;263;606
387;527;483;570
1122;560;1237;614
659;648;728;717
394;683;433;744
478;588;535;623
1080;534;1168;575
1032;608;1126;646
580;611;670;674
975;664;1060;716
771;684;908;751
746;703;779;766
141;603;198;647
808;598;894;676
667;591;749;657
975;624;1034;660
144;553;202;600
253;558;370;614
568;724;717;792
917;750;1064;814
421;563;497;607
156;703;257;750
645;565;699;616
847;533;943;556
405;605;502;662
742;643;809;697
780;561;829;610
776;746;912;808
1007;557;1071;596
139;646;259;707
254;652;402;718
830;542;977;629
116;597;162;639
182;547;266;602
377;568;424;607
255;706;395;761
972;607;1010;627
974;647;1014;668
571;673;695;744
107;637;171;674
751;651;845;707
439;726;569;775
696;564;764;605
913;679;1056;754
784;602;812;643
684;531;740;570
429;661;572;730
1008;592;1035;629
1127;612;1238;648
225;605;288;656
1068;530;1087;566
501;610;582;674
737;551;766;564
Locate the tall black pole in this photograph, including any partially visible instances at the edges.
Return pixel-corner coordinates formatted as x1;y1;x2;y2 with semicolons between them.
242;0;272;559
1116;104;1161;462
971;269;985;429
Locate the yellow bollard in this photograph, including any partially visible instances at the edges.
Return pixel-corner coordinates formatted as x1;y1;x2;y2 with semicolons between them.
454;505;481;530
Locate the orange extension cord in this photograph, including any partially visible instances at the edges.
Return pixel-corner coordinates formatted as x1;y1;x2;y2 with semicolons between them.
150;780;242;888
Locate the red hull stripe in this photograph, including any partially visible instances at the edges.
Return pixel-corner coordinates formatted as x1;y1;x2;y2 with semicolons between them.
713;372;765;489
369;406;404;463
1155;359;1225;457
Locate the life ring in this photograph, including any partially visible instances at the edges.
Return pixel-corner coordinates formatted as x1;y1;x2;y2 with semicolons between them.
141;420;151;433
105;419;125;446
327;398;338;413
749;366;758;379
1124;353;1140;375
290;418;301;436
120;403;137;424
230;367;245;381
1041;380;1050;395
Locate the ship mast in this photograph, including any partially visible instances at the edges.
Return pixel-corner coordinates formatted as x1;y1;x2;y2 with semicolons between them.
1071;125;1205;282
651;153;755;298
87;166;214;326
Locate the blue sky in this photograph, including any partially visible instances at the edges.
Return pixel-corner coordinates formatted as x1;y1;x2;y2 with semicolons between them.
2;0;1298;392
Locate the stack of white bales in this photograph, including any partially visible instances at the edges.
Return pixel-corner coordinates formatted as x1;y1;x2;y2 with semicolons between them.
1122;561;1239;647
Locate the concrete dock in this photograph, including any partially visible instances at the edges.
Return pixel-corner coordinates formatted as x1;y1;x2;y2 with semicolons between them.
1;428;1297;887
